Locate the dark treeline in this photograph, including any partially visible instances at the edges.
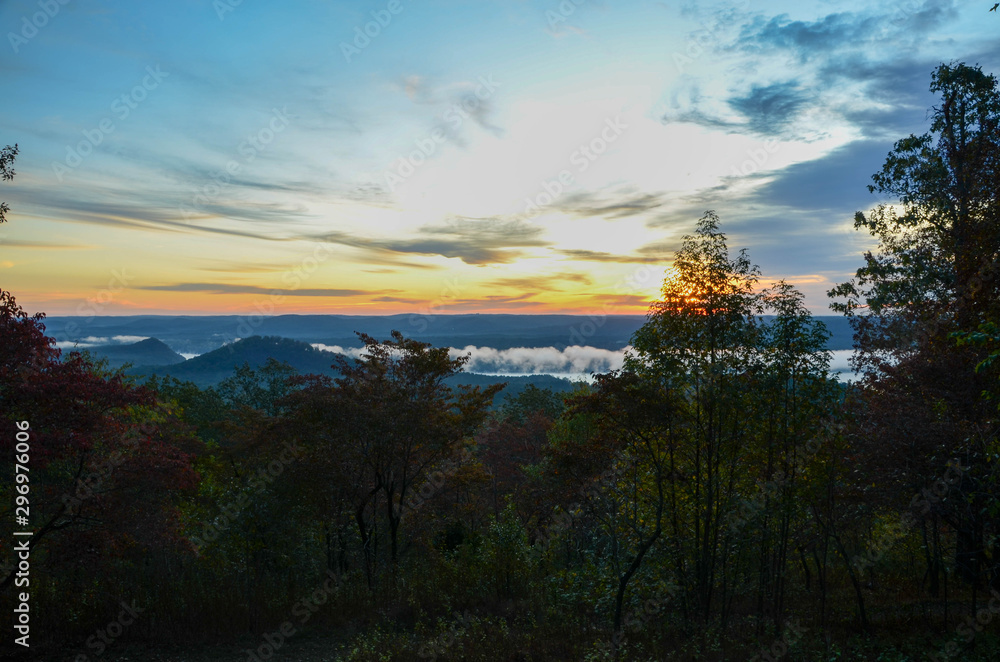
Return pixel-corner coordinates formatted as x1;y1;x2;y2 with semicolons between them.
2;62;1000;661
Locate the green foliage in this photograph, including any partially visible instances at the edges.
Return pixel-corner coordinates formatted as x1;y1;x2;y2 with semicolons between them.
499;384;565;424
481;504;532;599
830;62;1000;365
217;357;297;416
0;143;16;224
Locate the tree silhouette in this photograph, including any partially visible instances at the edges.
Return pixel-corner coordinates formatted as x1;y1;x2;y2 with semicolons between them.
0;143;17;225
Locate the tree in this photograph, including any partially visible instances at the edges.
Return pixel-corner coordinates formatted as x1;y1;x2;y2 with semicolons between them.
614;213;837;642
830;62;1000;619
0;161;199;632
0;143;16;225
751;282;837;630
830;63;1000;368
0;289;200;595
629;211;763;625
284;332;501;586
499;384;565;425
217;358;297;418
557;370;682;649
479;386;564;518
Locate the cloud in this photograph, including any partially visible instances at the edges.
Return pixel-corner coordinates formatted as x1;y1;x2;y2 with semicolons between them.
746;139;894;213
734;2;958;61
7;183;305;242
728;82;811;135
735;12;881;58
395;73;505;146
112;335;150;344
432;295;548;311
137;283;372;297
488;271;594;291
449;345;629;375
554;189;666;219
54;335;149;349
369;295;424;303
197;261;299;274
341;253;446;271
0;239;92;249
556;249;667;264
319;216;549;265
666;2;970;141
402;75;430;103
636;239;682;258
666;81;812;137
596;294;656;307
308;343;629;378
312;344;369;359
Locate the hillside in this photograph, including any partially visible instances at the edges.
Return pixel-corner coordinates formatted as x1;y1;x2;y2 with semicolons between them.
43;313;856;357
71;337;187;369
133;336;336;386
127;336;580;400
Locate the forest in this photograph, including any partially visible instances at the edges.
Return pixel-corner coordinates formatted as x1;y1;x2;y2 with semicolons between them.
1;61;999;661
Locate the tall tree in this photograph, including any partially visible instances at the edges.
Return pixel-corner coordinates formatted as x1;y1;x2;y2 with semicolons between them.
830;63;1000;367
0;143;16;225
629;211;762;624
0;289;200;594
284;332;501;586
558;370;681;648
830;62;1000;615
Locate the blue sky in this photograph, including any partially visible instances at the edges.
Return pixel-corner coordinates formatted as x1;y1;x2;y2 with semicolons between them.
1;0;998;315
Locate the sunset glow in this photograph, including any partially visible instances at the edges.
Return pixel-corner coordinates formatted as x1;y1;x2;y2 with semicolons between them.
2;0;997;315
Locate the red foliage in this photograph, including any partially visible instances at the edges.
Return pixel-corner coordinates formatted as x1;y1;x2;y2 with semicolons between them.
0;289;200;590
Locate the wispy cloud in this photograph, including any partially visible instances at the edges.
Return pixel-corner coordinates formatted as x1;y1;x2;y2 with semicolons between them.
1;239;92;249
554;189;666;220
488;271;594;291
556;249;667;264
137;283;374;297
318;217;549;265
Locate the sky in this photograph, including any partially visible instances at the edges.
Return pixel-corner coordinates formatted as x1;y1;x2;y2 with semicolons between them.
1;0;998;316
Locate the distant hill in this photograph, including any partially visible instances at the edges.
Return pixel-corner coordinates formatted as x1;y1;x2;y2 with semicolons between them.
444;373;582;402
126;335;580;402
815;316;854;351
43;314;649;355
42;313;857;356
133;336;337;386
72;337;186;369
